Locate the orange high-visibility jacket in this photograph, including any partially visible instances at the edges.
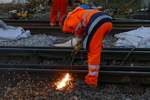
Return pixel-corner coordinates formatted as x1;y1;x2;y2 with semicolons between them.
63;7;100;37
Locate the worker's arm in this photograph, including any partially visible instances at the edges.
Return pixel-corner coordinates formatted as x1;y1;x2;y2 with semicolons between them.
54;36;81;47
73;21;85;38
56;20;82;47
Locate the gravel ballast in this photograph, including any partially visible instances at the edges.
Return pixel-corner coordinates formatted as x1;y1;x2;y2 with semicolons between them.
0;34;116;47
0;34;59;47
0;72;150;100
0;33;149;100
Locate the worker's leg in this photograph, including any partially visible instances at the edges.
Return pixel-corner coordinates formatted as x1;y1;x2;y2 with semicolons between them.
85;22;112;87
50;0;59;26
59;0;68;26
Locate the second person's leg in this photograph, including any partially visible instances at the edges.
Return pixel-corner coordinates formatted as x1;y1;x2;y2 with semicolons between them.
59;0;68;26
50;0;59;26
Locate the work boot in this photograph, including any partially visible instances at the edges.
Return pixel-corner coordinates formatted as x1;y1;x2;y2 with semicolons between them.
84;74;98;87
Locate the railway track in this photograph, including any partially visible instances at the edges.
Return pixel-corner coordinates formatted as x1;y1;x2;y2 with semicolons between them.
1;19;150;85
0;46;149;63
3;19;150;34
1;64;150;76
0;46;149;82
0;19;150;99
1;64;150;84
0;46;149;68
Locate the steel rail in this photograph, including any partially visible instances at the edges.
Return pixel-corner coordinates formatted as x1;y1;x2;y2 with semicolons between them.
0;47;149;62
5;20;150;28
0;64;150;71
0;64;150;85
0;46;149;84
0;46;149;56
4;19;150;24
0;46;150;54
4;20;150;34
0;64;150;76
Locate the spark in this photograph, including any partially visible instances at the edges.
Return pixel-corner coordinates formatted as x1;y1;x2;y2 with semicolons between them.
55;73;72;90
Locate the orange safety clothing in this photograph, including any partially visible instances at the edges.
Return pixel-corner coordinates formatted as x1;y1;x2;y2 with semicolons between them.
85;74;98;87
63;7;98;37
63;7;112;87
50;0;68;26
85;22;112;86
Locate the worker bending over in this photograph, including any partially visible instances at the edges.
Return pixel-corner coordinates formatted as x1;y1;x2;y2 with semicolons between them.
55;6;112;87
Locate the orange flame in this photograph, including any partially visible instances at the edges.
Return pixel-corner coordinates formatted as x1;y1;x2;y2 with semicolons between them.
55;73;72;90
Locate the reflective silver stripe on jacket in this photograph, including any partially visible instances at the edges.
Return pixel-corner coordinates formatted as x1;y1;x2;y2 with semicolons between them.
88;65;100;76
88;65;100;69
83;15;112;49
88;72;98;76
74;10;93;34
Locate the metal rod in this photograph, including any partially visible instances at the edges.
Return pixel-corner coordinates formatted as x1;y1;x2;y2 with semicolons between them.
0;46;150;54
0;64;150;72
0;68;150;77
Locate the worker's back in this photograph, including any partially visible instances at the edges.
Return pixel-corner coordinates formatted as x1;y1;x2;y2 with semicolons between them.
63;7;100;36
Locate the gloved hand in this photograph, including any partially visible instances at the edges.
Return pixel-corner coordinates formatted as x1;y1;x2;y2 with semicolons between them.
54;37;81;47
73;41;82;54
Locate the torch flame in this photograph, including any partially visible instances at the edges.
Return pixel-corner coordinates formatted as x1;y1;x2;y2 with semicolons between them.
55;73;72;90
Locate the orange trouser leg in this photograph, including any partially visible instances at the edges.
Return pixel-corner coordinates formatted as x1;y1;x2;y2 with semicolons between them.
59;0;68;25
85;22;112;86
88;22;112;65
50;0;59;24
